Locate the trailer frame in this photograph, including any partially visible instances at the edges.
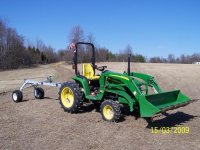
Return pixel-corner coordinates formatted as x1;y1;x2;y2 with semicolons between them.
20;76;61;91
12;76;62;103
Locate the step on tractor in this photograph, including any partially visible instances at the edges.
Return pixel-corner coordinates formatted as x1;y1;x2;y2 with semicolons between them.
12;42;194;122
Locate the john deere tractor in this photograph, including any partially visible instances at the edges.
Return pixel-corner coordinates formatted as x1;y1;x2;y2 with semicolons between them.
59;42;191;122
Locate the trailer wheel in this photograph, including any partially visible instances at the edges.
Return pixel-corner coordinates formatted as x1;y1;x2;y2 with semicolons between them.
100;100;121;122
34;87;44;99
59;82;81;113
12;90;23;103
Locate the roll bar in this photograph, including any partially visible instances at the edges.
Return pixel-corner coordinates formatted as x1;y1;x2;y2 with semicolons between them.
73;42;96;75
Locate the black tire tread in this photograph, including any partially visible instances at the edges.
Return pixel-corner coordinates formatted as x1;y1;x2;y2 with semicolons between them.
100;100;121;122
59;82;82;113
12;90;23;103
34;87;44;99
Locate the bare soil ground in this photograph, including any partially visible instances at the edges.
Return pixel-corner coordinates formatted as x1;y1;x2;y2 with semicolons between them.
0;62;200;150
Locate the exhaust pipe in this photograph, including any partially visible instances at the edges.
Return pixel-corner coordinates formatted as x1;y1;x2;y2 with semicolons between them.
128;54;131;76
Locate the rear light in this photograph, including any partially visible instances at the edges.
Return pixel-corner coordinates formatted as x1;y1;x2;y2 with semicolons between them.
72;65;75;69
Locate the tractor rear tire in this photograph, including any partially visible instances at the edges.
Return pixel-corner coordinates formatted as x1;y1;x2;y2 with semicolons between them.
100;100;121;122
59;82;81;113
12;90;23;103
34;87;44;99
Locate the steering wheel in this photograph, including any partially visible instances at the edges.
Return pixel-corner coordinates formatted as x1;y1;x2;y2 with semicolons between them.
96;66;107;71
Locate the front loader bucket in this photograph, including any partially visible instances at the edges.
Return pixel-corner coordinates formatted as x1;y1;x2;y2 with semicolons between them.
139;90;190;117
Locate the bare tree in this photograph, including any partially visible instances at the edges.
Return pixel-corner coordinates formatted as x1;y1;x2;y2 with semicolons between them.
85;33;95;61
0;19;34;70
87;33;95;43
36;38;46;51
0;19;7;56
57;49;66;61
167;54;175;63
0;18;71;70
68;25;85;63
149;57;163;63
124;44;133;55
43;46;59;63
68;25;84;43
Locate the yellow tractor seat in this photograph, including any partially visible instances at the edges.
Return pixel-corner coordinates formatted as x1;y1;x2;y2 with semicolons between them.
82;63;100;80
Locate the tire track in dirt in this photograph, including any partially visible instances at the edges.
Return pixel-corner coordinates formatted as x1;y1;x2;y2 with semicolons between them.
50;63;74;82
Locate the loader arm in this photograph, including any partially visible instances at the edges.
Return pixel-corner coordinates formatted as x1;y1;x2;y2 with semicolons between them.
124;72;163;94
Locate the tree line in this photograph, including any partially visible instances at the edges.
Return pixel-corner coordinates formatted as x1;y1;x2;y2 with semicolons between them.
66;26;146;63
0;19;64;70
0;19;145;70
149;53;200;64
0;18;199;70
67;26;200;64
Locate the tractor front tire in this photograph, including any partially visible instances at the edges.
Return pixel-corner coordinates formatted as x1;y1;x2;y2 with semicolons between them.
34;87;44;99
100;100;121;122
59;82;81;113
12;90;23;103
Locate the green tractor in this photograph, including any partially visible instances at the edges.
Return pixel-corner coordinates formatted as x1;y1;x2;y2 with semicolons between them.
59;42;191;122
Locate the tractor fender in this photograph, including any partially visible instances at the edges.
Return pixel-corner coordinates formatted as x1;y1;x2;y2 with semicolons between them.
72;76;90;96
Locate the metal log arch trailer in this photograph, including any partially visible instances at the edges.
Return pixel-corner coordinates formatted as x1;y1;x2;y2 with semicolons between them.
12;76;61;102
12;42;196;122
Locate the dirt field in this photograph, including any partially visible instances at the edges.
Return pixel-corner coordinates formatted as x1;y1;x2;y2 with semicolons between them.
0;62;200;150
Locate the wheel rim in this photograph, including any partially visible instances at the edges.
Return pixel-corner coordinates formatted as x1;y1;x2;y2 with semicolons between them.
13;93;17;101
34;90;38;97
103;105;114;120
61;87;74;108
